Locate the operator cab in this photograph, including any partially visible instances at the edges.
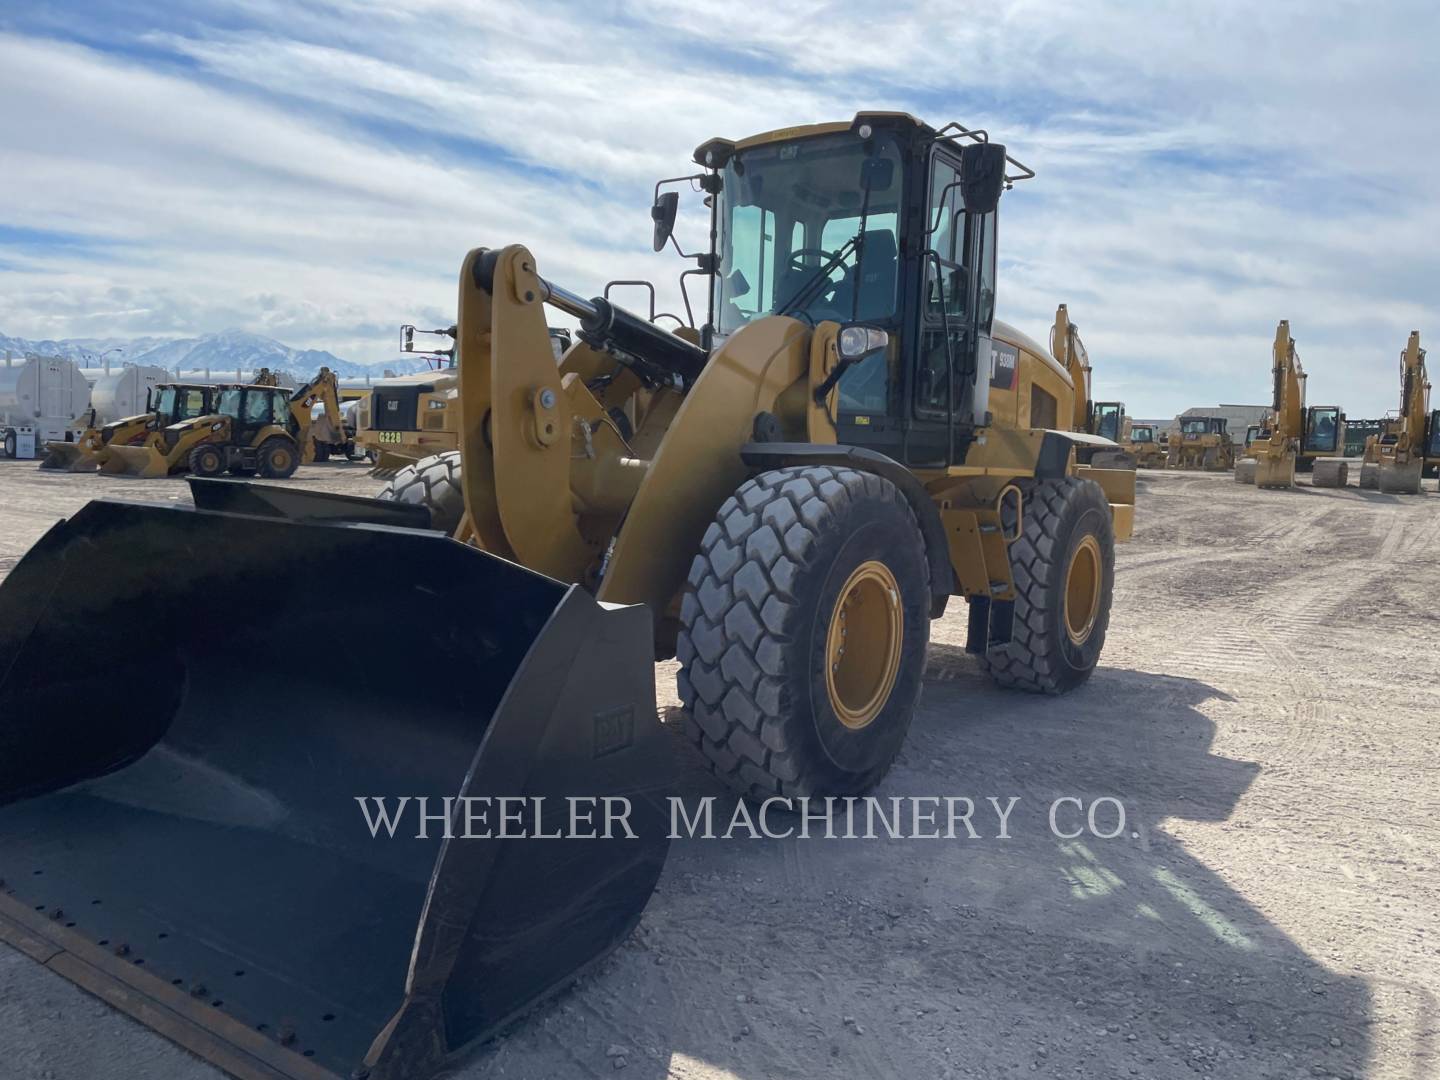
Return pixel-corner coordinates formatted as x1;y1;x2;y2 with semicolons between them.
1302;406;1342;454
665;114;1031;468
216;385;293;440
148;384;213;425
1179;417;1227;439
1091;402;1124;442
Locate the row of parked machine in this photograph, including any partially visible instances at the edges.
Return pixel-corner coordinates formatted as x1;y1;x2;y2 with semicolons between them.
1082;323;1437;493
36;366;354;478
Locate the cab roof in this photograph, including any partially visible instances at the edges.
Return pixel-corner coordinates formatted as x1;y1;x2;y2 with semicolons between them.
694;113;930;166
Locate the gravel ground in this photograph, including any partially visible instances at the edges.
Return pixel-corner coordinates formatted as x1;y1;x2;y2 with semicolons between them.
0;459;1436;1080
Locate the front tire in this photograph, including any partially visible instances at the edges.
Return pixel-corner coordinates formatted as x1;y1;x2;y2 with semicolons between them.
187;443;225;477
256;436;300;479
379;451;465;534
978;477;1115;694
676;466;930;801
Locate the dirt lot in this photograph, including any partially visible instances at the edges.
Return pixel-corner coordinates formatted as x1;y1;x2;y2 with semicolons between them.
0;460;1436;1080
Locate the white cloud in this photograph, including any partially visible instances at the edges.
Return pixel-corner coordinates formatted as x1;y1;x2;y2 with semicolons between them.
0;0;1436;415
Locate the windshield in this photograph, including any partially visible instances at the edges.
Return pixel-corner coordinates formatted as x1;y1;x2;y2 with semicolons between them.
1181;418;1211;435
1305;407;1339;451
217;389;243;418
1131;426;1153;443
714;132;903;336
1094;406;1122;442
152;387;176;417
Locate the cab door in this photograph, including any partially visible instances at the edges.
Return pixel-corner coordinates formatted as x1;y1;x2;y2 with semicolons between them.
1092;402;1124;442
908;150;992;466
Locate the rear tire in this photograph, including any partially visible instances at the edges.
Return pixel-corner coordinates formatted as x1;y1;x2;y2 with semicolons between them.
187;443;226;477
3;432;14;459
313;442;331;463
379;451;465;534
256;436;300;479
978;477;1115;694
676;466;930;801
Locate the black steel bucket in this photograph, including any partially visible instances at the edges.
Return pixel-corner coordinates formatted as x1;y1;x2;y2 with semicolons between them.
0;490;672;1080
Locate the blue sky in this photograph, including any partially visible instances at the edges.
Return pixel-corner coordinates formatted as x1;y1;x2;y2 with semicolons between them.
0;0;1435;416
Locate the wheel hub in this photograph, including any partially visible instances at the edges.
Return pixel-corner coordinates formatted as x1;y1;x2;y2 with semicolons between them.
1063;535;1102;646
825;560;903;730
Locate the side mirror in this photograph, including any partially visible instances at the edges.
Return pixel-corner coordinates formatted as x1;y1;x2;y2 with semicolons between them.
651;191;679;252
959;143;1007;215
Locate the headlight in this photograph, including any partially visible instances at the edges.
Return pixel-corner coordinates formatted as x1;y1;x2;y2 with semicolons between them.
837;325;889;361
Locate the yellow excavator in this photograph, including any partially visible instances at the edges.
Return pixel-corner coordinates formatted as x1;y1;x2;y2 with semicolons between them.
39;383;220;471
1358;331;1433;493
98;367;343;478
0;114;1133;1080
1241;321;1347;489
1050;303;1133;467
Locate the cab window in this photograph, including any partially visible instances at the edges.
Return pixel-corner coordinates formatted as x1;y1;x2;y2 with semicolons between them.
243;391;273;425
217;389;243;418
177;389;207;420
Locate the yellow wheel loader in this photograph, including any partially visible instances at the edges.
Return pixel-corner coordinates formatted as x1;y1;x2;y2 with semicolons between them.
39;383;219;472
360;325;575;478
1358;332;1432;493
0;113;1132;1080
1247;321;1348;489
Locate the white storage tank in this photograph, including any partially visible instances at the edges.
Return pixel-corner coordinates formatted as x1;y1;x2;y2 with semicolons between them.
173;368;298;389
0;355;90;458
84;364;171;425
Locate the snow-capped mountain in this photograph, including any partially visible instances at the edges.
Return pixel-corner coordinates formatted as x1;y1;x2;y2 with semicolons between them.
0;329;433;377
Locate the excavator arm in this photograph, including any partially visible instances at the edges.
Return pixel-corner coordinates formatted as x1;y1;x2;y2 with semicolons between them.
289;367;342;464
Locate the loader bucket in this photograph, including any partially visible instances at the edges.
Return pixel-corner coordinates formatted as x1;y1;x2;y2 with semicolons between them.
0;499;672;1080
97;442;173;478
39;440;95;472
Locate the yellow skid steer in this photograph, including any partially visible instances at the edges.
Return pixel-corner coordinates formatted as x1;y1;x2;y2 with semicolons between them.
0;113;1131;1080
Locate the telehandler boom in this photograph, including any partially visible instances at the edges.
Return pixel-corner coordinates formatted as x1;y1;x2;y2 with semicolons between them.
0;113;1132;1080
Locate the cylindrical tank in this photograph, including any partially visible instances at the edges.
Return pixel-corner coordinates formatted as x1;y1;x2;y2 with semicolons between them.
173;368;297;389
84;364;171;424
0;356;90;430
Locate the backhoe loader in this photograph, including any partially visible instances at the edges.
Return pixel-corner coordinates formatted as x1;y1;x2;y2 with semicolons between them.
100;368;343;478
1242;321;1347;489
0;113;1132;1080
39;383;219;471
1050;304;1133;467
1358;332;1432;493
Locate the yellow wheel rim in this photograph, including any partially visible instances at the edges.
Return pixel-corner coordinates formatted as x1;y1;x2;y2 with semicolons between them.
825;560;904;730
1064;535;1102;646
272;447;293;471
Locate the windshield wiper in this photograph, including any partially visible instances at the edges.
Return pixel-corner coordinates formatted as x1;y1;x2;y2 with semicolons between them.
775;234;859;319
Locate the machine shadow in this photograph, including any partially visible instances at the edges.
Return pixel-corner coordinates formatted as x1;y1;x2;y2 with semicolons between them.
454;649;1372;1080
